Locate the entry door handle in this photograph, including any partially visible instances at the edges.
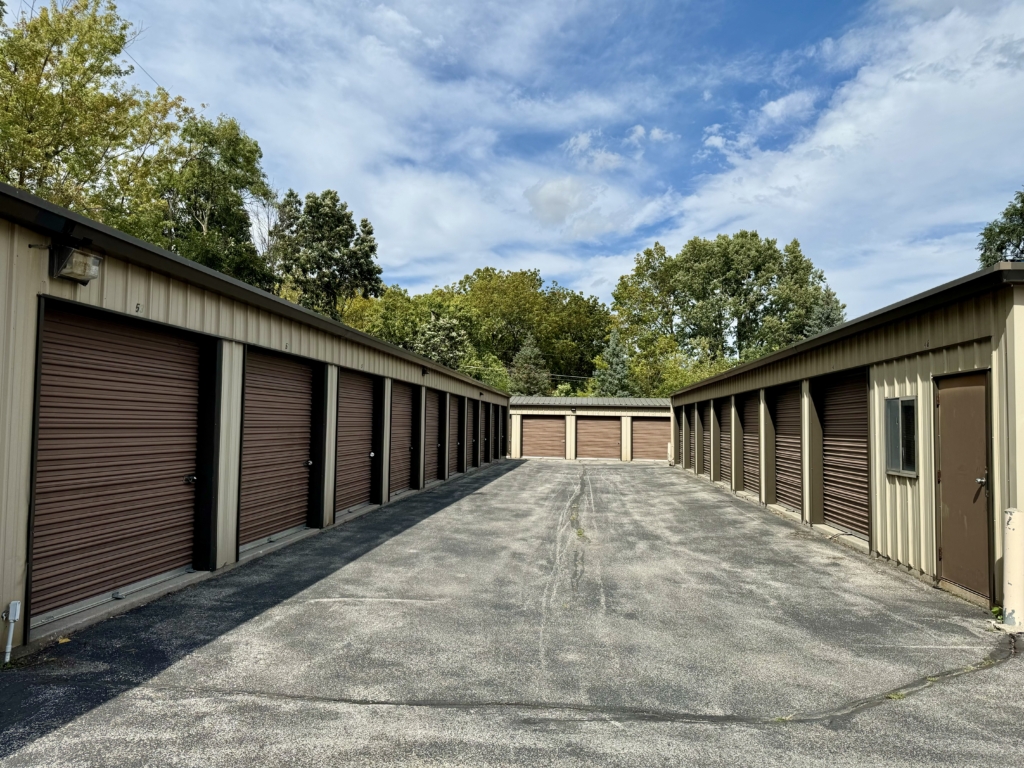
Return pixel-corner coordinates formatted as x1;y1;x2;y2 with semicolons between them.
183;475;197;485
976;477;987;485
304;460;313;468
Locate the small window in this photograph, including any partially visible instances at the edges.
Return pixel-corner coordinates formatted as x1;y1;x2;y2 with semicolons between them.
885;397;917;476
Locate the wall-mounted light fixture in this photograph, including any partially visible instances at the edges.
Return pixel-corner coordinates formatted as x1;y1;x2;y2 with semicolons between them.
570;408;576;413
49;244;103;285
421;366;428;376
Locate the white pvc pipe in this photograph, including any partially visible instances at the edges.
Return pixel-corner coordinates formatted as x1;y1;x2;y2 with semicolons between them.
1005;508;1024;626
4;621;13;664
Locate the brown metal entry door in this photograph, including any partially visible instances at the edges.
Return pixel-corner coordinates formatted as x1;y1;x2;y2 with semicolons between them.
389;382;415;494
632;418;669;460
31;308;200;619
701;401;711;477
577;417;621;459
522;416;565;457
424;389;443;482
239;350;313;546
937;374;990;599
740;393;760;496
819;369;870;537
467;400;478;466
771;383;802;512
717;400;731;485
336;370;376;514
449;396;461;473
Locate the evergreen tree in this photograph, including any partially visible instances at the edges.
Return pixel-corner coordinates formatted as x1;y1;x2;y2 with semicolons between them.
592;329;632;397
508;334;551;395
978;188;1024;267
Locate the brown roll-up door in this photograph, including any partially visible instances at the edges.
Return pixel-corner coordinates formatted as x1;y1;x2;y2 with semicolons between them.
632;417;670;460
740;393;760;496
483;404;492;463
449;396;461;474
389;382;415;494
717;400;731;485
522;416;565;457
336;369;377;513
31;308;200;618
577;417;621;459
424;389;443;482
491;405;499;460
500;406;508;456
771;383;802;512
688;405;695;470
701;401;711;477
239;350;313;546
819;369;870;536
467;400;478;466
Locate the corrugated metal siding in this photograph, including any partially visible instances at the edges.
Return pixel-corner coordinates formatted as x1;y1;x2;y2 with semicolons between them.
449;396;461;473
632;417;670;460
818;369;870;536
577;417;620;459
740;393;760;496
522;416;565;457
239;351;313;544
31;308;199;617
336;369;376;512
717;400;731;485
425;389;442;482
771;383;802;512
389;382;415;494
701;402;711;477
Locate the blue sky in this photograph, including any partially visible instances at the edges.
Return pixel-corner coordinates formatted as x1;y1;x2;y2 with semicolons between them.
115;0;1024;317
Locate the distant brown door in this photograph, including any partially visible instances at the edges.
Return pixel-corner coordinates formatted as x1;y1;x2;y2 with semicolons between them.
937;374;990;599
716;400;732;484
771;383;802;512
336;370;377;514
449;396;462;474
632;417;670;460
688;404;696;470
467;400;478;466
522;416;565;457
424;389;443;482
701;401;712;477
740;393;760;496
819;369;870;537
577;417;621;459
389;382;415;495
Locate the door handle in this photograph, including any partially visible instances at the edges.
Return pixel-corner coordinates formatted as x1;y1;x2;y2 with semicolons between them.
976;477;987;485
304;460;313;468
369;452;375;458
183;475;197;485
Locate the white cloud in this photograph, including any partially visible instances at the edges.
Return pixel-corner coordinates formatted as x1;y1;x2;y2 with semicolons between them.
625;125;646;146
649;127;677;142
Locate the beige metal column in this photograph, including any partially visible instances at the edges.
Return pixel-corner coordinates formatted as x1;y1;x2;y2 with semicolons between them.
761;389;775;505
566;413;576;460
710;400;720;481
731;396;742;492
215;340;244;569
320;365;338;527
802;379;823;525
621;416;632;461
511;414;522;459
381;378;392;501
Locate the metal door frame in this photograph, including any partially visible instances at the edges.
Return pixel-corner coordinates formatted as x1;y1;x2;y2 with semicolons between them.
932;369;994;604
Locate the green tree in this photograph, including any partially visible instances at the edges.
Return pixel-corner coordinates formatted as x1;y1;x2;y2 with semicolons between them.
273;189;383;319
455;268;547;365
539;285;612;380
979;188;1024;267
508;334;551;395
341;285;423;348
413;315;471;370
592;328;631;397
460;349;511;392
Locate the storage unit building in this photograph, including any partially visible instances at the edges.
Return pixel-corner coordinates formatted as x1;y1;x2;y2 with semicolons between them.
671;262;1024;608
0;182;508;650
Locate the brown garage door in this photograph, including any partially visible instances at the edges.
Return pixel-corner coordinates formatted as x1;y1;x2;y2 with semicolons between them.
425;389;443;483
468;400;478;466
701;401;711;477
771;383;802;512
491;405;499;460
577;417;620;459
633;417;670;460
239;350;313;546
500;406;508;456
30;308;201;619
336;369;377;514
483;404;492;463
717;400;731;485
449;396;461;474
522;416;565;457
818;369;869;536
390;382;416;495
688;404;696;470
740;392;760;496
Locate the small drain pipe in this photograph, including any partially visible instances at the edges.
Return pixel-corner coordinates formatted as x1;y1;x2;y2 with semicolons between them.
1005;509;1023;627
3;601;21;664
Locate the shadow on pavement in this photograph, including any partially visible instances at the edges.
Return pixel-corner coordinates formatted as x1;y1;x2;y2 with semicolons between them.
0;461;523;758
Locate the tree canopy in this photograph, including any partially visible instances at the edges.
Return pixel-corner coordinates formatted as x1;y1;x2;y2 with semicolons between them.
979;188;1024;267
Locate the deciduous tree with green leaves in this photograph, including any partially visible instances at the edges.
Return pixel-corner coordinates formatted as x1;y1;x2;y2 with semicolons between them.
978;188;1024;267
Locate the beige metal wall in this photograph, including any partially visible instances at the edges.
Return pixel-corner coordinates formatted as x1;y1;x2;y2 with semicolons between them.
0;220;509;646
215;340;245;568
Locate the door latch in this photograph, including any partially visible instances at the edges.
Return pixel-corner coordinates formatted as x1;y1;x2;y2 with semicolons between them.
304;460;313;468
183;475;197;485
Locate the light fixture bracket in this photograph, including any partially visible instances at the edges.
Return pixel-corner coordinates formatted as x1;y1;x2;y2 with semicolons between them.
48;244;103;285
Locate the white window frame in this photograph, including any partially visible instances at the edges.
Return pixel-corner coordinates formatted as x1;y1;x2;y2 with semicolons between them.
885;396;918;478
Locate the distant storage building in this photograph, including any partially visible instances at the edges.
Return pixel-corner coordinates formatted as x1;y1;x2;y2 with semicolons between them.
509;397;673;462
670;264;1024;608
0;182;509;651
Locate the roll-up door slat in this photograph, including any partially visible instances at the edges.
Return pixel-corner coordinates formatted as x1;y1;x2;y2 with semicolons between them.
483;404;492;463
449;397;461;473
31;308;200;617
701;402;712;477
522;416;565;457
632;418;670;460
717;400;731;485
390;382;415;494
819;369;870;536
467;400;478;466
425;389;443;482
740;393;760;496
577;417;620;459
239;351;313;545
771;383;802;512
689;405;696;470
336;370;376;513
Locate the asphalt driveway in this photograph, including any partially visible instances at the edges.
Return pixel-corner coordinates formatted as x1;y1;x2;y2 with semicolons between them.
1;460;1020;766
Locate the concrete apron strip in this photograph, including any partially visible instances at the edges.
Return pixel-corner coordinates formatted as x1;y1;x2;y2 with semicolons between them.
50;637;1016;728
